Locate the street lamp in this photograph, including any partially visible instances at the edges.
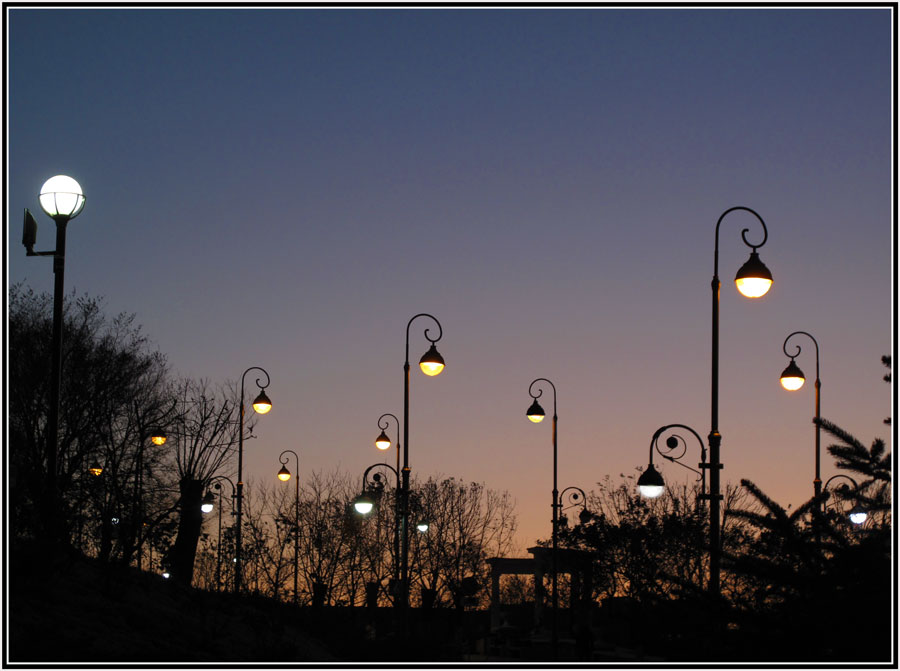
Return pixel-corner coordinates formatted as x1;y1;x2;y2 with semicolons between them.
202;476;235;591
525;377;561;658
276;449;301;605
637;424;708;501
779;331;823;503
373;413;401;586
22;175;86;542
823;475;868;525
558;487;591;527
235;366;272;593
401;314;445;609
709;206;773;597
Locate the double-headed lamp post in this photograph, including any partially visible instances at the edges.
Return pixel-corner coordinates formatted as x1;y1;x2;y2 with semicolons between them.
276;449;301;605
374;413;401;586
22;175;86;542
779;331;823;504
525;377;562;658
709;206;774;597
822;475;868;525
235;366;272;593
401;314;445;609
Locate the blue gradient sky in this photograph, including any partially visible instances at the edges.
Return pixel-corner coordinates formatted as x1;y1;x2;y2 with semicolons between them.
7;7;893;552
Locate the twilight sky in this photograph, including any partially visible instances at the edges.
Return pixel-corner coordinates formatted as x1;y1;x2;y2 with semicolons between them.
6;6;893;553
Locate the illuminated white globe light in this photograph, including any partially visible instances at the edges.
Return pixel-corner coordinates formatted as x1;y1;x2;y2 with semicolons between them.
201;502;214;514
849;509;868;525
639;484;665;499
354;500;374;515
162;572;171;579
39;175;85;219
416;521;430;532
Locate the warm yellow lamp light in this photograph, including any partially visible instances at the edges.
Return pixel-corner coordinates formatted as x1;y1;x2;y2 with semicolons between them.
252;389;272;414
150;430;167;446
88;464;103;477
526;399;545;423
734;251;773;298
277;465;291;482
419;344;445;376
779;359;806;391
375;430;391;451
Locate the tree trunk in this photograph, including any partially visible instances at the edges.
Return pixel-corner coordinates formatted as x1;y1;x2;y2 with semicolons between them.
170;477;203;585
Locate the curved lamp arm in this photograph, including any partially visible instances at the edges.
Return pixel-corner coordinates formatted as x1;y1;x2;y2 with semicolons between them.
528;378;557;417
782;331;820;381
405;313;443;364
713;206;769;277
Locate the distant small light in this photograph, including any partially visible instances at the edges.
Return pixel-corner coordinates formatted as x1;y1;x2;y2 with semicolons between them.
111;517;120;525
162;572;170;579
416;521;430;533
849;507;868;525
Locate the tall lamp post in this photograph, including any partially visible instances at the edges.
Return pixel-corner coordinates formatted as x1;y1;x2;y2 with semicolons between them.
235;366;272;593
779;331;822;504
201;475;236;592
374;413;401;587
525;377;561;658
401;314;445;609
22;175;86;542
354;464;399;603
276;450;301;605
709;206;773;597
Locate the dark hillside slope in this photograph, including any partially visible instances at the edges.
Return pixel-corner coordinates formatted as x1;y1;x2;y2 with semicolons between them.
8;542;337;663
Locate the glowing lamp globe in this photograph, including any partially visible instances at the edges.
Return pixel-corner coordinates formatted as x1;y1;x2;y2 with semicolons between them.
39;175;86;220
201;492;215;514
150;430;167;446
252;389;272;414
637;464;665;499
88;464;103;477
416;521;430;533
419;344;445;376
526;399;545;423
780;359;806;391
277;465;291;482
734;251;773;298
375;430;391;451
849;506;868;525
353;494;375;515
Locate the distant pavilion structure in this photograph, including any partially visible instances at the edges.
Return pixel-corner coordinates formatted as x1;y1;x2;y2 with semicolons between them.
486;546;594;634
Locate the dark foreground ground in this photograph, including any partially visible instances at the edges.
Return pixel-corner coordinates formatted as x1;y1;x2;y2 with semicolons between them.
7;541;894;665
7;541;488;663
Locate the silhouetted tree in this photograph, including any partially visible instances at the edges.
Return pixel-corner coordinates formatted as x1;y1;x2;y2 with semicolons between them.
167;379;244;585
9;284;173;557
411;476;517;609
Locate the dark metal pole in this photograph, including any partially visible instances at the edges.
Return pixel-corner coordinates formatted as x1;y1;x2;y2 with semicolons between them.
235;366;271;594
45;218;68;543
236;393;245;594
551;396;559;659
